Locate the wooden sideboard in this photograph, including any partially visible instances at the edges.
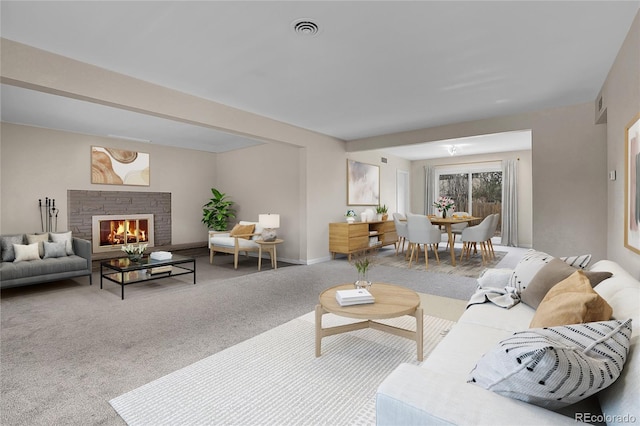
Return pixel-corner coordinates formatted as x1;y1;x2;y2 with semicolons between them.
329;220;398;259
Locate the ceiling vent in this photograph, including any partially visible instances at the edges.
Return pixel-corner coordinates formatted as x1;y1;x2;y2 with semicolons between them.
292;19;319;36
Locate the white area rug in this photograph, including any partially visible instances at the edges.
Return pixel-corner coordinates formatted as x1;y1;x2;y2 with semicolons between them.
110;311;455;425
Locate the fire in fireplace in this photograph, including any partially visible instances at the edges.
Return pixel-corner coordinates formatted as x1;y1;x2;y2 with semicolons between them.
91;214;154;253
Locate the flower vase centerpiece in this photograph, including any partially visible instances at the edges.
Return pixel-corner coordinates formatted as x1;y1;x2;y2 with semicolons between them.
433;196;456;218
121;243;147;262
353;255;373;290
345;209;357;223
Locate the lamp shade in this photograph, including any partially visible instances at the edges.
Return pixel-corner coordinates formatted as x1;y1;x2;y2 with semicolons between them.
259;214;280;229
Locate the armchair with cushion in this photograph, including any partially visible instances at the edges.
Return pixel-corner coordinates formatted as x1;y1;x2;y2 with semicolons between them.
208;221;264;269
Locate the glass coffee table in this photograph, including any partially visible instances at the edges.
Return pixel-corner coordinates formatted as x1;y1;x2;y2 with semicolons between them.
100;254;196;299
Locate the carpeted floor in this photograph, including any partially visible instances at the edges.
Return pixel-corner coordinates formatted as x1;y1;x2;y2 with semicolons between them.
110;312;455;426
1;245;526;425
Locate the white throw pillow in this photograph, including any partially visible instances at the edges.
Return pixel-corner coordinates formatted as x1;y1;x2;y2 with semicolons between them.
509;250;592;293
13;242;41;262
477;268;514;289
49;231;74;255
508;250;554;292
468;319;632;409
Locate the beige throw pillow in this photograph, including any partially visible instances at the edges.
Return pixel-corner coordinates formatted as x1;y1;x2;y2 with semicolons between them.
229;223;255;240
27;233;50;258
530;270;612;328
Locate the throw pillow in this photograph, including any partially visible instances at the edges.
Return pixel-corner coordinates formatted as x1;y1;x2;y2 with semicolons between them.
559;254;592;269
43;241;68;259
49;231;74;255
509;250;554;292
1;234;25;262
521;259;613;309
13;243;41;262
229;223;255;240
27;233;50;258
468;318;632;410
529;270;613;328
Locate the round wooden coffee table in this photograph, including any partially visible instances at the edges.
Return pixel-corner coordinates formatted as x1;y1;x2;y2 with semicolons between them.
315;283;424;361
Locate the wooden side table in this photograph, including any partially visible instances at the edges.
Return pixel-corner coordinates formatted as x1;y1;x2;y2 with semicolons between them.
255;239;283;271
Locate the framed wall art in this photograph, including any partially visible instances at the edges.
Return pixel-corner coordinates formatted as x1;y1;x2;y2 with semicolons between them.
91;146;150;186
347;159;380;205
625;113;640;255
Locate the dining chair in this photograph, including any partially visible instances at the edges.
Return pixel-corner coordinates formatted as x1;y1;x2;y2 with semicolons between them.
406;213;441;269
447;211;470;250
485;213;500;259
392;213;409;256
459;215;494;264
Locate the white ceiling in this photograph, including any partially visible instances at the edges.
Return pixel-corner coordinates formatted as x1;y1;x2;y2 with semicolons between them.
1;1;638;159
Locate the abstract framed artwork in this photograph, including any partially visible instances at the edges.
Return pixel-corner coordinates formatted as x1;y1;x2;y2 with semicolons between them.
347;159;380;205
91;146;150;186
625;113;640;255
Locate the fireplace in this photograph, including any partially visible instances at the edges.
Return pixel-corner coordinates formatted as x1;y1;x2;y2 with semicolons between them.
91;214;154;253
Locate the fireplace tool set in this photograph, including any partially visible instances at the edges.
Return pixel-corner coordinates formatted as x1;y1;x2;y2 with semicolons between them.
39;197;58;232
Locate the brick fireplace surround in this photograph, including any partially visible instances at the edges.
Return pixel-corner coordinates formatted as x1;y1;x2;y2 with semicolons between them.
68;190;171;253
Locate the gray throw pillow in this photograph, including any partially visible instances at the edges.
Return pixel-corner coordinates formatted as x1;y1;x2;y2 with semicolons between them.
43;241;68;259
49;231;74;255
521;258;612;309
1;234;25;262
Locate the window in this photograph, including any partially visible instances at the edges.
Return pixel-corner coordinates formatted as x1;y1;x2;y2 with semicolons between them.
436;162;502;236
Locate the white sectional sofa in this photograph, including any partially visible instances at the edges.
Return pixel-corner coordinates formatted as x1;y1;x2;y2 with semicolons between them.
376;257;639;425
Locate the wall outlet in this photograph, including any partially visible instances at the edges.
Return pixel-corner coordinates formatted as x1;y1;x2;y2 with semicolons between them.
609;170;616;181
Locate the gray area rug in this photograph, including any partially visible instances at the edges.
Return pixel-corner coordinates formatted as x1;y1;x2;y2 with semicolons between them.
110;312;455;426
370;246;506;278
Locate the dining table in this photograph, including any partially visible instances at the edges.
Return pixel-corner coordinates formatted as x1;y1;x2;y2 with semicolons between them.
428;215;481;266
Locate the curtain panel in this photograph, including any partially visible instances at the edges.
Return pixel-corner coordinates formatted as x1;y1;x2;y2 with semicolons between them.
501;159;518;247
424;165;436;215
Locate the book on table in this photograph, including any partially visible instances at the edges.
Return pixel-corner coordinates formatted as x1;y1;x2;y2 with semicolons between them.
335;288;375;306
150;251;172;261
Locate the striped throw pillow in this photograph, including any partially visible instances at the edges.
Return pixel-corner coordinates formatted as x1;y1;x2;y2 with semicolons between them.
560;254;592;269
468;319;632;409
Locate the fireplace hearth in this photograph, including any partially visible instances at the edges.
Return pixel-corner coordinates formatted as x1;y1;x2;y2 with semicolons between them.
92;214;154;253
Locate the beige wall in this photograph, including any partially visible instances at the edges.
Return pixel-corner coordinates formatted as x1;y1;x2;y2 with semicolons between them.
0;38;348;264
348;101;608;262
600;11;640;277
2;10;639;271
215;143;302;263
411;150;533;248
0;123;217;244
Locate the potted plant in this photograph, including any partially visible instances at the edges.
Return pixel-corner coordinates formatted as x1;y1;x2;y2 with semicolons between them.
376;204;388;221
202;188;236;231
353;254;372;289
121;243;147;262
345;209;357;223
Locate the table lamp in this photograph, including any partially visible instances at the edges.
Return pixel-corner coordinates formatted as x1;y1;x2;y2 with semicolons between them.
259;214;280;242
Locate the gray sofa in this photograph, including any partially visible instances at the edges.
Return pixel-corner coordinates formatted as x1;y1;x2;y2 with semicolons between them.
0;233;92;289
